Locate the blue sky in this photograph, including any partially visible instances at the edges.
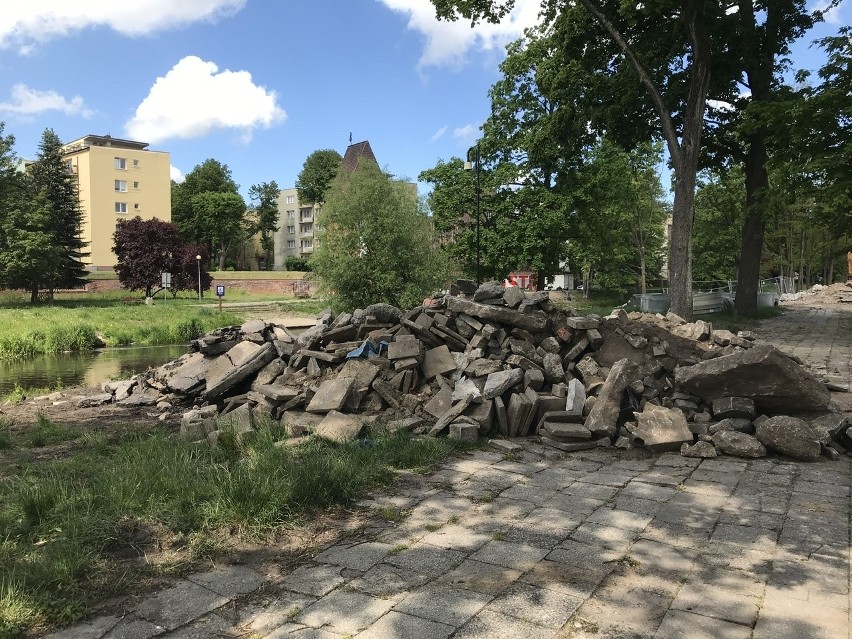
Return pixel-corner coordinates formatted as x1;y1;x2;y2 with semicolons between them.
0;0;847;201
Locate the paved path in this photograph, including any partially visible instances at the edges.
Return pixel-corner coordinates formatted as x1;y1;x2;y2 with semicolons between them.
48;301;852;639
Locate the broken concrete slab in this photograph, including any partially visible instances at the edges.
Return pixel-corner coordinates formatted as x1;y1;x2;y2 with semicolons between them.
628;404;693;452
711;430;767;458
674;345;831;413
483;368;524;400
755;416;821;461
422;345;457;381
205;342;277;400
446;297;549;332
315;411;363;443
584;358;640;439
306;377;356;413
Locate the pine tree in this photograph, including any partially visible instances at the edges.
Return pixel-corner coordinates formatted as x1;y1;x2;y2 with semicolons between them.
26;129;89;300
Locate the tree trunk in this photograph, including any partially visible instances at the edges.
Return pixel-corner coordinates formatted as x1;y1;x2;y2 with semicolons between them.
30;286;38;304
668;156;698;319
734;133;768;315
640;249;647;295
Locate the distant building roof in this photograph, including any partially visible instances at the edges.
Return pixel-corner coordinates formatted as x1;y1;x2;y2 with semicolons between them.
61;134;149;154
341;140;378;172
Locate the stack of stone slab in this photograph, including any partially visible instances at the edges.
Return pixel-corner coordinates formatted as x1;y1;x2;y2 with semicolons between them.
97;281;849;461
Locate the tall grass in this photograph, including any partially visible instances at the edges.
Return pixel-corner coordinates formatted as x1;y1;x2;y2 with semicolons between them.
0;423;467;636
0;305;244;361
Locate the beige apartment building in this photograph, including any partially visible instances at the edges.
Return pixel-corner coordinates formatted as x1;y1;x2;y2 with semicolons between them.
61;134;171;269
274;188;319;267
274;141;381;269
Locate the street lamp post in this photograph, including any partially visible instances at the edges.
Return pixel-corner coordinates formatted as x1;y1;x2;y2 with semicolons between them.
464;144;481;285
196;255;202;301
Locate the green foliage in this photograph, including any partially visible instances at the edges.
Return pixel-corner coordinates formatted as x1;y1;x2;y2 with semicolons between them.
692;170;746;283
0;128;88;302
0;303;243;360
572;139;668;294
0;424;465;633
285;257;311;272
248;181;280;270
313;161;455;310
296;149;342;205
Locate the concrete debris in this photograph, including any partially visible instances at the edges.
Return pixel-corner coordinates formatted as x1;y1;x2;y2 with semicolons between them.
88;279;849;463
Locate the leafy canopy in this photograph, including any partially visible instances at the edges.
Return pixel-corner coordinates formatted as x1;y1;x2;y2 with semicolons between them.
312;160;455;310
296;149;342;205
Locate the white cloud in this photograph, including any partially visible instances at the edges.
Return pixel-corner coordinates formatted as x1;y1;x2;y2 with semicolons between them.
430;125;448;141
0;83;93;118
814;0;843;23
170;164;184;183
453;123;479;142
378;0;541;69
0;0;246;53
125;55;286;144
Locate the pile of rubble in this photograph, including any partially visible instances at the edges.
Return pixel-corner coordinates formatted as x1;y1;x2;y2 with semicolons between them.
91;280;850;462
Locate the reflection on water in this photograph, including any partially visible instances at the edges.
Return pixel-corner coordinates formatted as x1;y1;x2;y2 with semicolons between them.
0;344;189;395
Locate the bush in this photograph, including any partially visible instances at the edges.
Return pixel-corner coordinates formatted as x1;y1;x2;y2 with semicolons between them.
285;257;311;272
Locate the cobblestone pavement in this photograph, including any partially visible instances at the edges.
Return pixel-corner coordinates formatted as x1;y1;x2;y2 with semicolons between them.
752;301;852;391
48;302;852;639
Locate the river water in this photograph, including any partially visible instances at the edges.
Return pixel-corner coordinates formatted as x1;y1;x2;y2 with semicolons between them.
0;344;189;395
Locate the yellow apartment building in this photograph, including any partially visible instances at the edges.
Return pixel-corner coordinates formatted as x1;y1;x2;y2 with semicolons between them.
60;134;171;269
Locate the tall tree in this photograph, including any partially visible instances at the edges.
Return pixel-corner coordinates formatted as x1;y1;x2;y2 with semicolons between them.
296;149;342;205
171;158;239;244
190;191;248;271
313;160;454;310
10;129;89;301
248;180;280;270
113;216;205;298
430;0;713;318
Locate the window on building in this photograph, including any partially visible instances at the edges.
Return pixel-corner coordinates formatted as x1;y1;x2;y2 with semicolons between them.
300;223;313;234
114;157;126;170
115;202;127;214
132;159;140;168
287;240;296;249
286;195;295;204
133;203;141;211
287;225;295;234
115;180;127;192
301;239;313;249
300;207;313;220
287;210;295;219
133;181;139;189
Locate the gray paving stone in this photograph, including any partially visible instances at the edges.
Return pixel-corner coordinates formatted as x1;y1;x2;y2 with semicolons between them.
159;612;232;638
654;609;752;639
102;618;166;639
394;585;492;625
239;591;317;634
488;581;582;628
294;588;394;635
265;626;344;639
356;611;455;639
570;522;638;551
382;541;467;577
671;582;760;626
420;524;492;552
135;580;229;631
434;559;522;596
572;579;672;638
586;507;654;531
453;608;558;639
281;564;344;596
186;564;265;596
312;541;393;571
347;562;432;600
45;616;123;639
520;558;612;599
470;540;549;571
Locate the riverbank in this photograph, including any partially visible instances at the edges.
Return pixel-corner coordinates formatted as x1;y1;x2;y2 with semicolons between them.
0;297;325;362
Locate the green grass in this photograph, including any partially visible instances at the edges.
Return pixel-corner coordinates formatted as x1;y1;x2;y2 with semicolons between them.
0;303;244;360
555;290;631;317
0;423;467;636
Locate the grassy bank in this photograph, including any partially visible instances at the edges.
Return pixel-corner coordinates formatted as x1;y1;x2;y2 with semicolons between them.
0;302;244;360
0;417;468;637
